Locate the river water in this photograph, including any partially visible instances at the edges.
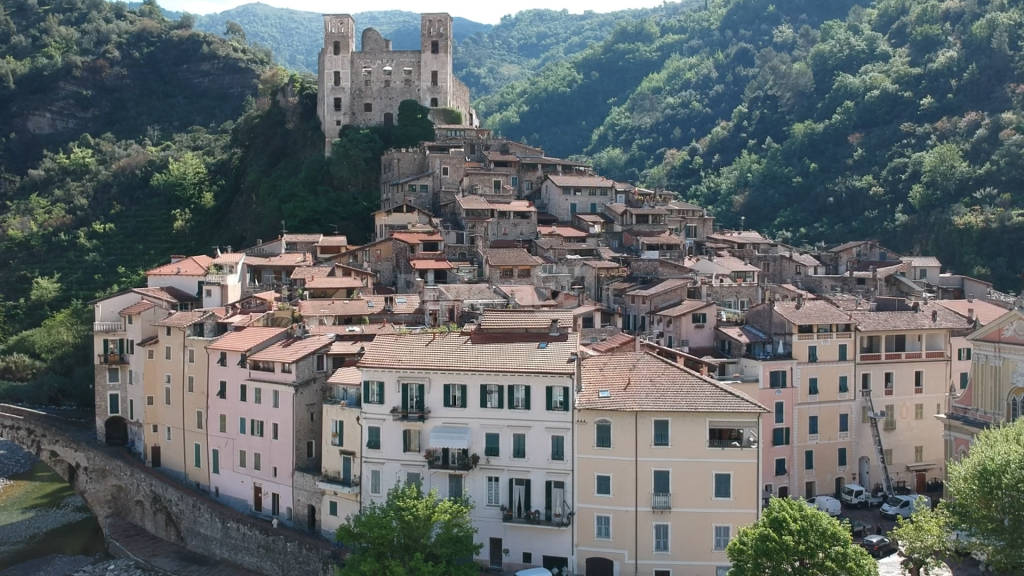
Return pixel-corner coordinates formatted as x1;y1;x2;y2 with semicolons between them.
0;439;153;576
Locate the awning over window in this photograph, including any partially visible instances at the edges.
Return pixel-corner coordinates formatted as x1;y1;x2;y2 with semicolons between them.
429;426;471;449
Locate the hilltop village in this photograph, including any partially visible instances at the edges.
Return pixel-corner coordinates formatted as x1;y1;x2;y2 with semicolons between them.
89;13;1024;576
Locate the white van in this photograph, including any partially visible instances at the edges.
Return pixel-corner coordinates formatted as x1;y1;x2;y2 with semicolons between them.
808;495;841;517
515;569;553;576
840;483;884;508
881;494;931;519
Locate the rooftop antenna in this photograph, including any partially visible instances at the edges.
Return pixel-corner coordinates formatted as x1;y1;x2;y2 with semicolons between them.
280;220;287;235
740;216;745;231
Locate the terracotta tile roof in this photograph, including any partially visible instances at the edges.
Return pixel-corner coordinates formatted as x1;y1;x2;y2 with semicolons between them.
626;278;690;297
655;300;715;317
291;266;334;280
586;332;635;354
537;225;588;239
575;213;608;223
773;300;852;326
457;195;535;212
436;284;504;301
638;233;682;245
478;309;573;330
329;341;366;355
901;256;942;267
582;260;624;269
392;231;444;244
484;248;543;267
146;255;213;276
707;230;773;244
208;327;288;352
212;252;244;264
712;255;761;272
409;259;454;270
496;286;556;308
546;174;615;188
578;352;766;412
318;235;348;247
283;233;323;243
119;300;155;317
829;240;871;253
153;310;211;328
357;332;578;375
133;286;199;305
298;295;421;317
783;252;822;267
666;200;704;211
849;304;972;332
716;325;769;345
933;299;1008;326
306;276;365;289
245;253;312;267
328;366;362;385
248;334;334;363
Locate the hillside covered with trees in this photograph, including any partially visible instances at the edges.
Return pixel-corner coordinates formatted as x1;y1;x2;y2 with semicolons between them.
481;0;1024;291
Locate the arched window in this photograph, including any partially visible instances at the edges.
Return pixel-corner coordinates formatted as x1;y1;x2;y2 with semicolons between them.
1010;390;1024;422
595;420;611;448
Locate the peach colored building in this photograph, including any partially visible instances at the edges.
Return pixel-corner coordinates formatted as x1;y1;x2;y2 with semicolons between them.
575;352;766;576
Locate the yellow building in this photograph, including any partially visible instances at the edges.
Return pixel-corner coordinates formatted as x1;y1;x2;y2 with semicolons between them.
318;366;362;537
143;311;220;488
575;351;766;576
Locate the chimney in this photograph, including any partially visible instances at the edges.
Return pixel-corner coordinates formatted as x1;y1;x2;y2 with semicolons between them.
549;318;560;336
968;308;975;322
796;295;804;310
931;309;938;323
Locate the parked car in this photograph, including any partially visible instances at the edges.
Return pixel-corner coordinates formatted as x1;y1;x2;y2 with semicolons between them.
860;534;898;558
807;495;841;517
840;483;885;508
515;569;553;576
881;494;931;519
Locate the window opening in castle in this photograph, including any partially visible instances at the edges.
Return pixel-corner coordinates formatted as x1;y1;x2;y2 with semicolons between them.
431;40;439;54
333;41;340;55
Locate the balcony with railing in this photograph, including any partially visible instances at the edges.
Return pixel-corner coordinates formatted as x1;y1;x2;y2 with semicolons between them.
425;448;477;471
317;473;360;494
708;421;759;449
93;321;124;333
652;492;672;510
859;350;947;362
502;506;572;528
97;353;129;365
391;405;429;421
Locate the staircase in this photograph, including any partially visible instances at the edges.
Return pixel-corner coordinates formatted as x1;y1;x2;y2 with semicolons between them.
864;389;894;496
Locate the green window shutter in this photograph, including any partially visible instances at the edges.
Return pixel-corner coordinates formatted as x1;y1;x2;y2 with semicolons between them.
497;385;504;409
239;417;246;435
480;384;488;408
809;378;819;395
377;382;384;405
960;372;969;390
401;384;408;410
212;449;219;474
443;384;451;408
785;428;791;445
546;386;553;410
524;386;531;410
562;387;570;411
363;381;370;403
459;385;467;407
839;376;849;393
103;340;110;355
417;384;425;411
507;385;514;409
782;371;788;387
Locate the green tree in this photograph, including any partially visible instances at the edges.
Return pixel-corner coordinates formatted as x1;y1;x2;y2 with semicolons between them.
336;483;481;576
225;20;246;42
888;501;951;576
947;418;1024;572
726;497;877;576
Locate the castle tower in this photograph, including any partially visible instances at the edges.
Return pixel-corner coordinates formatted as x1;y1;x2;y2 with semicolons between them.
318;14;355;153
419;13;454;112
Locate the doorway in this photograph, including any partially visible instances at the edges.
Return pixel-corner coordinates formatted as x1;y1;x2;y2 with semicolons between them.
383;112;394;126
150;445;161;468
778;485;789;499
105;417;128;446
253;484;263;513
916;472;927;493
307;504;316;532
489;537;502;569
835;476;844;498
585;557;614;576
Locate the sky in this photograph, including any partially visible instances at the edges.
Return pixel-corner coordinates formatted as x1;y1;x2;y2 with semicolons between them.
158;0;671;24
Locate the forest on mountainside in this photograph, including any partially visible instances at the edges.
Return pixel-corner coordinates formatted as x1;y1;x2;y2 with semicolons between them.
0;0;432;405
482;0;1024;291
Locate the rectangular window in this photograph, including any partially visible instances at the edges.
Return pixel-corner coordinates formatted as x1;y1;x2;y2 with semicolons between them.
363;381;385;404
512;433;526;459
838;343;848;361
551;435;565;461
692;312;708;324
187;375;194;393
775;458;787;476
862;373;871;391
402;429;420;453
367;426;381;449
331;420;343;446
272;389;279;408
481;384;503;409
808;377;819;396
333;97;342;111
272;422;278;440
329;500;338;517
194;443;201;468
838;447;847;467
884;448;892;465
839;375;849;394
714;473;731;499
653;419;670;446
188;348;195;364
808;415;818;435
212;449;219;474
914;370;924;394
596;515;611;539
217;380;226;399
363;102;372;113
486;476;500;506
957;348;972;361
443;384;467;408
240;384;247;402
769;370;787;389
808;345;818;363
885;404;896;431
164;385;171;405
960;372;969;390
774;401;784;424
165;346;171;360
915;445;923;463
805;450;814;470
714;525;731;551
839;413;849;433
884;372;894;396
431;70;438;86
596;474;611;496
654;524;669;552
430;40;439;54
370;469;381;494
484;432;500;457
219;414;226;433
254;387;262;405
128;398;134;421
238;449;246;468
250;419;264;438
546;386;569;411
108;392;120;415
915;403;924;420
509;384;530;410
315;354;326;372
307;441;315;459
596;421;612;448
107;367;121;384
196;410;203;430
772;427;791;446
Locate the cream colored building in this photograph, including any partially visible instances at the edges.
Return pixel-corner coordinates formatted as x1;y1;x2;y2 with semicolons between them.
143;310;221;488
319;366;363;536
575;351;766;576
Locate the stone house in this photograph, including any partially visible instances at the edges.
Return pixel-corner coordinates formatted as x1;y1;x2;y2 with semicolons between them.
539;174;616;223
482;248;543;285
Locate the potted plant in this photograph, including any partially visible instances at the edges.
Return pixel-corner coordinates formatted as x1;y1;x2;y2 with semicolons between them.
500;505;511;521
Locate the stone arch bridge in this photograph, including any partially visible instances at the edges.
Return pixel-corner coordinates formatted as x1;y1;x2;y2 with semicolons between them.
0;404;338;576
